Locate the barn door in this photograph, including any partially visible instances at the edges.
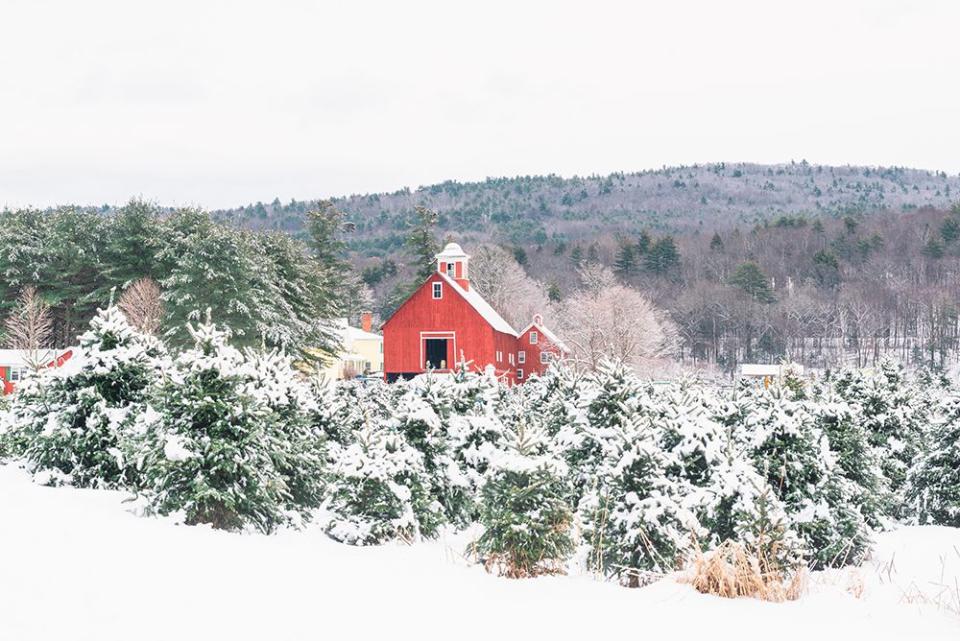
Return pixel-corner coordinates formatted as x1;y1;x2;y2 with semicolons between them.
424;338;448;370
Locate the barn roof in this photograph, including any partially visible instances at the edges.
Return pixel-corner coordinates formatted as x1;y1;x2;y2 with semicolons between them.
437;272;518;337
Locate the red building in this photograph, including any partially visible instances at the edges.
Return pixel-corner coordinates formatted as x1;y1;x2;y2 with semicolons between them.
382;243;567;383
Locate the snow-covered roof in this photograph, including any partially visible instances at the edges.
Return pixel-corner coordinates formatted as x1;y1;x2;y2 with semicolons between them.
435;242;469;260
333;319;382;343
518;320;570;353
740;363;804;377
437;272;518;337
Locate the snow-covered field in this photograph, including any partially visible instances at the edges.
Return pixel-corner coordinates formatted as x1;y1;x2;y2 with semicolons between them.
1;465;957;641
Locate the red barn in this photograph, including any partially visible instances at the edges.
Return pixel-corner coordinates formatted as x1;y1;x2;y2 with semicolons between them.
382;243;568;384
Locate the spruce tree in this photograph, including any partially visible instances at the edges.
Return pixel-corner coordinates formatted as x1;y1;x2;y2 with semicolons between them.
474;409;574;577
906;390;960;526
140;320;291;533
323;409;442;545
5;306;167;488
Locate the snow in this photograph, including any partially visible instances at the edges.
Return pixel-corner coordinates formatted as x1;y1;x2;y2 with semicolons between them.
0;464;957;641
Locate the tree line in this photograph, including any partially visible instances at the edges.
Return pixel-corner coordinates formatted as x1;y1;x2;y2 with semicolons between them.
0;200;365;359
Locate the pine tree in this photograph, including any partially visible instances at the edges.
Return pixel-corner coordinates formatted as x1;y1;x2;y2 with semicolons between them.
644;236;681;276
613;242;637;276
243;348;327;519
709;232;724;252
906;390;960;526
743;384;871;568
730;262;775;303
5;306;167;488
158;210;268;347
474;409;574;577
139;320;291;533
576;362;697;584
323;408;442;545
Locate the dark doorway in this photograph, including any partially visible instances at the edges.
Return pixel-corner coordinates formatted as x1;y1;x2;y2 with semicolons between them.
424;339;448;369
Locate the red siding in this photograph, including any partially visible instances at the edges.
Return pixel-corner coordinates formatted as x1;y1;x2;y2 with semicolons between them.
518;325;565;379
383;273;516;382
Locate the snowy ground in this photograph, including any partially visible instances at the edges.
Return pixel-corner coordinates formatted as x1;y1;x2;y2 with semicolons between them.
1;464;957;641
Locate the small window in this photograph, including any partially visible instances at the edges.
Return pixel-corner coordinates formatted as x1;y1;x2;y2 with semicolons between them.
529;331;538;344
9;367;23;382
509;353;514;365
540;351;551;364
432;282;443;299
446;262;455;277
517;369;524;379
496;351;502;362
518;350;525;364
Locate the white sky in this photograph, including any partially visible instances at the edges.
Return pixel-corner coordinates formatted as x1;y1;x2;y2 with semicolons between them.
1;0;958;209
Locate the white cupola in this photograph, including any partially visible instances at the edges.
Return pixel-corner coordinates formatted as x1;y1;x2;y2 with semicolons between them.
435;242;470;289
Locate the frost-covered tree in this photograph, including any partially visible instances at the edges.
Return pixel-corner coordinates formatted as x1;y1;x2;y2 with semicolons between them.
830;360;928;519
556;265;677;370
243;349;326;517
323;413;442;545
139;321;291;533
907;390;960;526
4;306;167;488
743;385;871;568
474;409;574;577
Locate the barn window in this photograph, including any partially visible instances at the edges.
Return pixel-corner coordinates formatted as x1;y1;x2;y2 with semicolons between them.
446;262;455;277
432;282;443;299
518;351;526;364
540;351;551;364
517;369;524;379
9;367;24;382
529;331;538;344
509;353;514;365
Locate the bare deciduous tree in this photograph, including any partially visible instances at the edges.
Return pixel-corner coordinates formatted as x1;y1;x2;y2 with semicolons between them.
118;278;164;335
4;286;54;370
556;265;677;371
468;245;555;331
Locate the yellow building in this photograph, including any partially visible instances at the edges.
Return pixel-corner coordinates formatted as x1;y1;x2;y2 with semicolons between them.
318;312;384;381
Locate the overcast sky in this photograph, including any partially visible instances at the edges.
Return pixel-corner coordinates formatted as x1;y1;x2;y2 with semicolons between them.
1;0;958;209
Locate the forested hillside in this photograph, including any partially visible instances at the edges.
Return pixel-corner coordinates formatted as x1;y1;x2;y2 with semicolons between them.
206;161;958;373
5;162;960;373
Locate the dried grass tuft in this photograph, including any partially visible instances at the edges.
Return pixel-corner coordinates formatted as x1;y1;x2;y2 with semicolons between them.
682;541;806;602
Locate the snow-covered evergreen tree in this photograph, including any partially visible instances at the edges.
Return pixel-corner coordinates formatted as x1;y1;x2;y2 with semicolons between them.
576;361;698;585
907;389;960;526
243;348;326;519
474;408;574;577
322;410;442;545
139;320;290;532
743;384;871;568
4;306;167;488
830;359;928;519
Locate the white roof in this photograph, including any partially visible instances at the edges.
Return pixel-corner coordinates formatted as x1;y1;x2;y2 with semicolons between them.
0;348;81;369
518;320;570;353
740;363;804;377
435;243;469;260
437;272;518;337
333;319;381;343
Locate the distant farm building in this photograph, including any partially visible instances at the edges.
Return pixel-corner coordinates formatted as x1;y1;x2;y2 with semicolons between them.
317;312;384;380
0;349;76;394
382;243;567;383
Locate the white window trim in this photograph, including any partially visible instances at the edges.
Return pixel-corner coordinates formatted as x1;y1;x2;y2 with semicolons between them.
540;351;551;364
432;282;443;299
508;353;514;365
529;331;538;344
517;368;524;379
518;350;526;364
